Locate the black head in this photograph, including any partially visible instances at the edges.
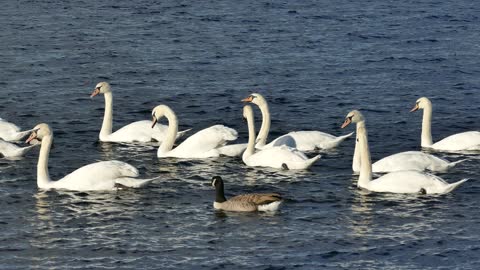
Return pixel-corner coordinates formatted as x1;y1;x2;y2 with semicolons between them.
211;176;223;188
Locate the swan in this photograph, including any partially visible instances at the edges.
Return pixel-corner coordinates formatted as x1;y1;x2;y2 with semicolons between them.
0;139;38;159
211;176;282;212
343;117;465;173
151;105;238;158
25;123;155;191
242;93;353;151
341;110;468;194
242;105;320;170
0;118;35;141
411;97;480;151
91;82;188;143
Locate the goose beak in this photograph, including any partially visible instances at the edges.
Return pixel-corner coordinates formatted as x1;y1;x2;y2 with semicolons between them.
90;88;100;98
341;118;351;129
410;104;419;112
26;132;37;144
241;96;253;102
151;116;158;128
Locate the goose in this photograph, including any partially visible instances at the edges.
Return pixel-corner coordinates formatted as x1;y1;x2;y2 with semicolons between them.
25;123;155;191
0;118;35;141
411;97;480;151
242;105;320;170
341;110;468;194
91;82;189;143
344;118;465;173
211;176;282;212
242;93;353;151
151;104;238;158
0;139;38;159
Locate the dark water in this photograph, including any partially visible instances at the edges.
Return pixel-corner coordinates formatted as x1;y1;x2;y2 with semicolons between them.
1;0;479;269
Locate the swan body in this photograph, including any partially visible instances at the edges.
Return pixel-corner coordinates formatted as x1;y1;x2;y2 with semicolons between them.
242;93;353;150
342;110;468;194
211;176;282;212
0;118;34;141
152;105;238;158
26;123;155;191
242;105;320;170
370;151;464;173
411;97;480;151
91;82;188;143
217;143;248;157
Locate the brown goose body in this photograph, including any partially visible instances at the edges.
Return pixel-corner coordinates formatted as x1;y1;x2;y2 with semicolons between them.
211;176;282;212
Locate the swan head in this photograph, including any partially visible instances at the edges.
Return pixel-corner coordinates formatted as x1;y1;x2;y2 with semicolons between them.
243;105;254;120
341;110;364;128
90;82;112;98
26;123;52;143
241;93;266;106
151;105;176;128
410;97;431;112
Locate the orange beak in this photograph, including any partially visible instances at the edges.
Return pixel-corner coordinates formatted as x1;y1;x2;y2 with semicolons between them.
341;118;352;129
241;96;253;102
90;88;100;98
410;104;419;112
151;116;158;128
26;132;37;144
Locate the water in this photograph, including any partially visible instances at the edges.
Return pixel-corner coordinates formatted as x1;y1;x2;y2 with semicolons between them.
1;0;479;269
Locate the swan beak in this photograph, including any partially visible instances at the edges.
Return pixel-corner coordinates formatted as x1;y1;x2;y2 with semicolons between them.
341;118;351;128
241;96;253;102
90;88;100;98
410;104;419;112
26;132;37;143
151;116;158;128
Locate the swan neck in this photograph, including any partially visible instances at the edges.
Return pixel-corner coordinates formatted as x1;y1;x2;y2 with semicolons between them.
100;92;113;140
243;112;256;161
421;104;433;147
159;108;178;154
37;135;53;188
256;102;270;146
352;128;361;173
357;121;372;188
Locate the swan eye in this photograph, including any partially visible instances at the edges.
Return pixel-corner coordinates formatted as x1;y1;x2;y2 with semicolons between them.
348;115;354;120
251;95;256;99
96;86;101;90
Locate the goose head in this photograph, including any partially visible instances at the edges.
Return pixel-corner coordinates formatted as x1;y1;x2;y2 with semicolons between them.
211;176;224;188
26;123;52;143
341;110;365;128
410;97;431;112
241;93;267;106
90;82;112;98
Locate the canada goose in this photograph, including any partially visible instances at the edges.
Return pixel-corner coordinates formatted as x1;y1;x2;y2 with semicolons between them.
210;176;283;212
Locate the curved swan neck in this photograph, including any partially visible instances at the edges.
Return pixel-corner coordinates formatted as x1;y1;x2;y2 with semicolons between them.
357;121;372;188
100;92;113;140
256;102;270;146
352;131;361;173
243;111;256;161
158;107;178;154
421;103;433;147
37;135;53;188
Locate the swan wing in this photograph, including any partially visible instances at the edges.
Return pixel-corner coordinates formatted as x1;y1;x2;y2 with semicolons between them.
169;125;237;157
368;171;452;194
372;151;449;172
267;131;352;151
245;146;318;169
106;120;169;143
54;160;139;190
432;131;480;151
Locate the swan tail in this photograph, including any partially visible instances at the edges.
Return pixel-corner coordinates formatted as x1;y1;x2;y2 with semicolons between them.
15;128;37;140
443;178;469;194
115;177;158;188
305;155;321;169
446;159;468;169
334;132;354;144
177;128;192;139
217;143;247;157
19;144;39;155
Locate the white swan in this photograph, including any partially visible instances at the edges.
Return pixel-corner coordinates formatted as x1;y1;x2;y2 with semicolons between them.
411;97;480;151
26;123;155;191
242;105;320;170
242;93;353;151
343;117;465;173
0;118;35;141
91;82;188;143
151;105;238;158
0;139;38;159
342;110;468;194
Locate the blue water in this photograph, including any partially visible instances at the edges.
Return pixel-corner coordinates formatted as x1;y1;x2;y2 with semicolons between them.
1;0;479;269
